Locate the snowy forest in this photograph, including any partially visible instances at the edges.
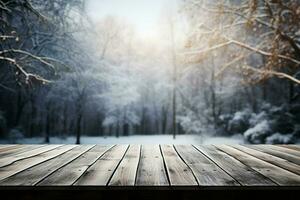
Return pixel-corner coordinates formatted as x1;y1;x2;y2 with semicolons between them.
0;0;300;144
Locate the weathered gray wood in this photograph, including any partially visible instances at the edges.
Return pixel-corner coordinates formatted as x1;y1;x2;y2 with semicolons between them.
266;145;300;157
230;145;300;176
175;145;238;186
0;145;94;185
0;145;76;181
38;145;113;186
109;145;140;186
135;145;169;186
248;145;300;165
0;145;23;157
0;145;45;158
0;144;299;187
160;145;198;186
0;145;19;152
0;145;16;149
0;145;62;168
74;145;128;186
216;145;300;185
195;145;275;186
279;145;300;152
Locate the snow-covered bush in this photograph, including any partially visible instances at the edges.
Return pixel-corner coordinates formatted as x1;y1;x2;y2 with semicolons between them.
265;133;294;144
178;114;206;135
249;111;268;127
228;109;251;134
218;102;299;144
0;111;6;136
8;128;24;144
217;114;232;135
293;125;300;138
242;103;299;144
290;104;300;123
244;120;272;144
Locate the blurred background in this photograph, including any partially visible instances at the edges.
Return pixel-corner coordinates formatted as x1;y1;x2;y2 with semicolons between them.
0;0;299;144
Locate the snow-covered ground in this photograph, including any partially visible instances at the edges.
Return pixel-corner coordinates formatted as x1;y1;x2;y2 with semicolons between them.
0;134;245;144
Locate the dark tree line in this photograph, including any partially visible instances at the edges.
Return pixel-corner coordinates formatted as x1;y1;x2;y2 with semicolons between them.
0;0;89;143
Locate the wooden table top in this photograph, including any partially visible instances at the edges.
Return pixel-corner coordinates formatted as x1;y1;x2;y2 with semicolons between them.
0;144;299;187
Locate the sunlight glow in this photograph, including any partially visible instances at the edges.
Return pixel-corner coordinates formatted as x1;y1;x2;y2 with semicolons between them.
86;0;178;40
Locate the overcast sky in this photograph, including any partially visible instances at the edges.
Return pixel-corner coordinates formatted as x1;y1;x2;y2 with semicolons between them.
86;0;179;38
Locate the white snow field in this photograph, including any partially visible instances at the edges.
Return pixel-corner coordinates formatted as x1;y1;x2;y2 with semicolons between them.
0;134;245;144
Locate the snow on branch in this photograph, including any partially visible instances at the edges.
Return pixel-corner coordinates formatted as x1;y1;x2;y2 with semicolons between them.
183;24;300;66
0;49;56;71
180;41;232;56
242;65;300;85
0;56;51;84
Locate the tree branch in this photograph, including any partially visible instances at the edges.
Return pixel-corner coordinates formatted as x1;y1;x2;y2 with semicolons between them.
0;56;51;84
242;65;300;85
0;49;56;71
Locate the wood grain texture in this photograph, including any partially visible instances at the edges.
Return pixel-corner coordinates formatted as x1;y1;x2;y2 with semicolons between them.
0;144;299;187
0;145;76;181
160;145;198;186
195;145;275;186
0;145;46;158
216;145;300;186
249;145;300;165
135;145;169;186
0;145;62;168
0;145;22;153
74;145;128;186
175;145;239;186
109;145;140;186
265;145;300;157
0;145;94;185
230;145;300;175
38;145;113;186
279;145;300;152
0;145;16;149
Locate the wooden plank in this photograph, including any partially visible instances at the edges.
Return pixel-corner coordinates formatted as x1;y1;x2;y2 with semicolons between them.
38;145;115;186
160;145;198;186
279;145;300;152
175;145;238;186
0;145;62;168
248;145;300;165
0;145;18;149
0;145;46;158
0;145;22;154
0;145;94;185
74;145;128;186
0;145;15;148
266;145;300;157
135;145;169;186
216;145;300;186
0;145;76;181
109;145;140;186
194;145;275;186
0;145;18;152
230;145;300;176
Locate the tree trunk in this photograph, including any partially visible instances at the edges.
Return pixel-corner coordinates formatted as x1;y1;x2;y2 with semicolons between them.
14;89;26;127
123;123;129;136
76;113;82;144
109;125;112;136
162;106;168;135
172;89;176;139
116;123;120;138
289;81;294;103
45;106;50;143
63;104;68;136
141;108;146;134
